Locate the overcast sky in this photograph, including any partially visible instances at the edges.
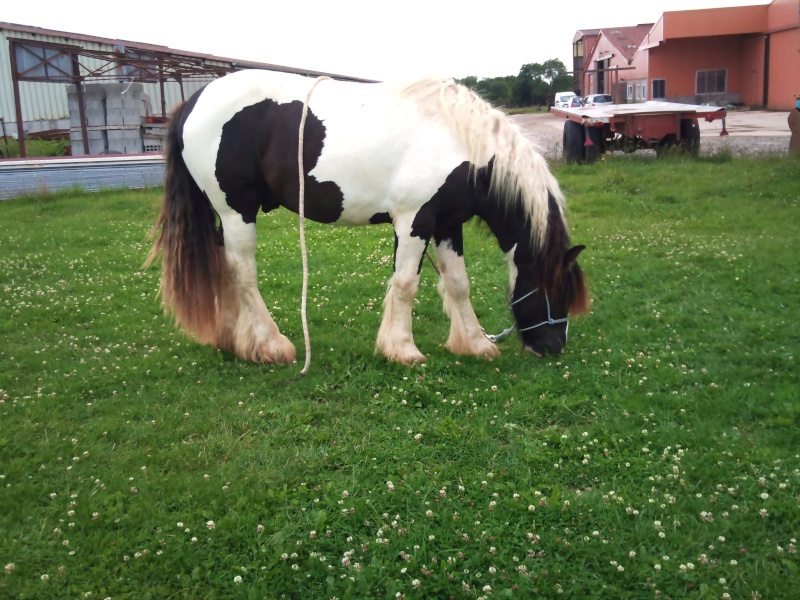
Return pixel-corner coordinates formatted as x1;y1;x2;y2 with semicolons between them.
3;0;772;81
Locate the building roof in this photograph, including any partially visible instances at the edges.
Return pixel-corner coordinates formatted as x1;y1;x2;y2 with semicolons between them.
598;24;654;63
572;28;601;43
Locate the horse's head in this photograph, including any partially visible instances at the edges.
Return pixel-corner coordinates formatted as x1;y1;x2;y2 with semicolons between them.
510;245;589;356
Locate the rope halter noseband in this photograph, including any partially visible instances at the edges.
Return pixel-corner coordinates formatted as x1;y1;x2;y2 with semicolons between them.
484;288;569;343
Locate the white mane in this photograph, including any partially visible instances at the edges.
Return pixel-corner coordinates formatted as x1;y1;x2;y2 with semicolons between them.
396;78;566;248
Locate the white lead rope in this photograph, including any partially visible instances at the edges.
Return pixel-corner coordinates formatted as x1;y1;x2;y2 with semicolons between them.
297;76;331;376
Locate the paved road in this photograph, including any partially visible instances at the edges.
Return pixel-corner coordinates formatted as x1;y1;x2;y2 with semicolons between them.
697;110;791;136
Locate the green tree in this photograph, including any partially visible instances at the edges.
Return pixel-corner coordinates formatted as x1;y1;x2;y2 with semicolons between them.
516;59;572;106
457;75;516;107
456;59;574;108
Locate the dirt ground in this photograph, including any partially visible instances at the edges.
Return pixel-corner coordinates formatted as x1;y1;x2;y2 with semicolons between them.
510;110;793;159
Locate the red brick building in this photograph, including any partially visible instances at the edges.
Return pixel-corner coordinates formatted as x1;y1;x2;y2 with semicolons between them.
573;0;799;110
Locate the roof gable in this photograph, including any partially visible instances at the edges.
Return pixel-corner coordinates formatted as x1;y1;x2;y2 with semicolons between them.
598;24;653;62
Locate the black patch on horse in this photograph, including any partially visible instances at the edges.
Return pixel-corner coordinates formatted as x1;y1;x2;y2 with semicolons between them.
215;99;346;224
369;212;392;225
411;161;489;257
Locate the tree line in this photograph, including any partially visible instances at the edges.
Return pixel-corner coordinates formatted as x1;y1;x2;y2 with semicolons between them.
456;59;573;108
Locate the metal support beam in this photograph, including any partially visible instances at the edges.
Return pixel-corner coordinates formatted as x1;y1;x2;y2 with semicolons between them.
72;53;90;156
9;41;27;158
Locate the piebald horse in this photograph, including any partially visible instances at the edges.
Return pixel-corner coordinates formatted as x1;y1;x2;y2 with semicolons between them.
147;70;589;365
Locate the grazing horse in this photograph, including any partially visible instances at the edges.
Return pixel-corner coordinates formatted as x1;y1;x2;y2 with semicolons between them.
146;70;589;365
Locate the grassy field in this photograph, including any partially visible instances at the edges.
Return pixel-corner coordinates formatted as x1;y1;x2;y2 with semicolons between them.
1;154;798;599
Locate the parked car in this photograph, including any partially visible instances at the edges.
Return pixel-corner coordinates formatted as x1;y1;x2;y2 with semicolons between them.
583;94;614;107
554;91;579;108
569;96;582;108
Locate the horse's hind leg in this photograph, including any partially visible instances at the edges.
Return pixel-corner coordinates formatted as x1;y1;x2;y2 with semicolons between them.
217;215;297;364
376;214;427;365
434;231;499;359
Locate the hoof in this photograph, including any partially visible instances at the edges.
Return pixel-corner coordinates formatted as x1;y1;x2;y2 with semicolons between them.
446;337;500;359
395;350;427;366
379;345;427;366
241;334;297;364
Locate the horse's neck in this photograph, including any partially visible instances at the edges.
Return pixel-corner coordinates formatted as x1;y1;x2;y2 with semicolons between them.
477;197;532;257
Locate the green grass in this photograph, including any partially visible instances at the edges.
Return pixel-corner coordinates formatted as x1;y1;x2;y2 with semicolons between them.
0;137;70;159
1;154;798;599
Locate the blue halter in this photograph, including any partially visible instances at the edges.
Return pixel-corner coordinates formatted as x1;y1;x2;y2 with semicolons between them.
484;288;568;342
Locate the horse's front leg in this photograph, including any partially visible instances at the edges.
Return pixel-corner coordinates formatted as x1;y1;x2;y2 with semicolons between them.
376;214;428;365
434;229;500;359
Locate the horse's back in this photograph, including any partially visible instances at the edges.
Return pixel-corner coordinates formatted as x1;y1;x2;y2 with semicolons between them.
177;71;477;226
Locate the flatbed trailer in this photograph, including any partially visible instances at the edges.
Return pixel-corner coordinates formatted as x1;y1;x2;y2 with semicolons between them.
549;101;727;163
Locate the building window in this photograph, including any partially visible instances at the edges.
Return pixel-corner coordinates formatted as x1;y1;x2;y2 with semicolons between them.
696;69;727;94
573;40;583;58
627;84;633;100
652;79;666;99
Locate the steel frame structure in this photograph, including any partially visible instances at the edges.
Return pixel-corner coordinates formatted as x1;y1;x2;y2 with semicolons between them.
9;38;260;157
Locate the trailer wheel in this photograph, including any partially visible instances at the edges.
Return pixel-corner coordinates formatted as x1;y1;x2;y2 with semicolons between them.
656;134;678;158
680;119;700;156
584;125;602;164
563;120;585;164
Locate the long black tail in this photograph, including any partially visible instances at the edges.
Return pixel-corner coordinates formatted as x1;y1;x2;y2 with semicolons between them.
145;101;229;345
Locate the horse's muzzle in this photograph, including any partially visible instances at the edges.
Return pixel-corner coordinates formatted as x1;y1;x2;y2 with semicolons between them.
525;344;564;357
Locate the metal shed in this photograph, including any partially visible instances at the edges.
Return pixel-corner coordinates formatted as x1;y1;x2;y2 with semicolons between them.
0;22;374;157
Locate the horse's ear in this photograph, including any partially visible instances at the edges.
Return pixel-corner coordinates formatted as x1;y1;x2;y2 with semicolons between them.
564;245;585;269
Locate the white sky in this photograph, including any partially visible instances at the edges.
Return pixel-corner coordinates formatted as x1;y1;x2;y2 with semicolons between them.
3;0;772;81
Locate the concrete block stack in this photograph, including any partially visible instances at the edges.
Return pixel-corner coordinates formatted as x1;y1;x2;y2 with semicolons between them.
67;83;153;155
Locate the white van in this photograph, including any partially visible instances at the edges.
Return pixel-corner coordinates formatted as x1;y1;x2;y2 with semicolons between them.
554;92;579;108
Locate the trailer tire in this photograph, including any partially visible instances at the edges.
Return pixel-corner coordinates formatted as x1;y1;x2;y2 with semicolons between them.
680;119;700;156
656;134;678;158
585;125;602;164
563;120;585;164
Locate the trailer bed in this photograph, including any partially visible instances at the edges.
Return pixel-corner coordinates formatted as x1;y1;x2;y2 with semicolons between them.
550;101;726;124
549;101;727;163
